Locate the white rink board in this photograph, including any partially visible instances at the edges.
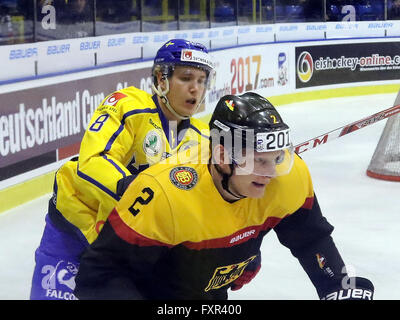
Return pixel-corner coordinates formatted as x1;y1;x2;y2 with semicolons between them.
1;21;400;82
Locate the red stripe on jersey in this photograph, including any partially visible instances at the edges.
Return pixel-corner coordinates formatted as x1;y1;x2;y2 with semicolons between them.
182;216;284;250
108;209;173;248
301;196;314;210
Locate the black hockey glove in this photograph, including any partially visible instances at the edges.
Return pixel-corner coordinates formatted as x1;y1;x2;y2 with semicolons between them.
116;174;137;197
320;277;374;300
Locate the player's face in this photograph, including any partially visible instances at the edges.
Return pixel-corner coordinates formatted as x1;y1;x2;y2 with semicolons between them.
229;150;283;198
166;66;207;118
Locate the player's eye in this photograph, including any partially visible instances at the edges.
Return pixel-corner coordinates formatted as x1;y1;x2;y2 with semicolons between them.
275;151;285;165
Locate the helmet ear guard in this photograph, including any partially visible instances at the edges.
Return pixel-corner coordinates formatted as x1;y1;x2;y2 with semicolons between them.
152;64;172;88
151;73;186;120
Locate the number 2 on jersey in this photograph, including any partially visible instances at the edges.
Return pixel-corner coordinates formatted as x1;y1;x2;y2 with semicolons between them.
129;187;154;216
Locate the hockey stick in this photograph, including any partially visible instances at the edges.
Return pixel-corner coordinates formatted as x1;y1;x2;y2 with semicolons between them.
294;104;400;154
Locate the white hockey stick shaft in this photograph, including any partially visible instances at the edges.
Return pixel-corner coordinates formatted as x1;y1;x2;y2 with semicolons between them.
295;104;400;154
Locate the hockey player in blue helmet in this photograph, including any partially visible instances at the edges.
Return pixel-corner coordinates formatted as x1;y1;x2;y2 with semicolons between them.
29;39;216;300
152;39;215;120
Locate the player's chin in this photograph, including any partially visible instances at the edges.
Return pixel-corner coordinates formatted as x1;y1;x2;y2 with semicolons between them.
247;182;267;198
181;102;198;116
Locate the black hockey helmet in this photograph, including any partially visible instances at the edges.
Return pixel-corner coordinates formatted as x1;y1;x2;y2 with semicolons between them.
210;92;288;132
209;92;294;178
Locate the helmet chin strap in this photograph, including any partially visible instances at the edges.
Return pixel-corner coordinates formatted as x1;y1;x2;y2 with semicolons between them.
152;76;205;121
214;163;247;200
152;80;189;120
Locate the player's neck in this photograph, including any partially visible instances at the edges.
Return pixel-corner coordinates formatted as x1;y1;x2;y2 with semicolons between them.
208;164;241;203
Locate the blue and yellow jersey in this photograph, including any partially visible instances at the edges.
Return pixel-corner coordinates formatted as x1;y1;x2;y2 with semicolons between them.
50;86;210;244
75;154;341;299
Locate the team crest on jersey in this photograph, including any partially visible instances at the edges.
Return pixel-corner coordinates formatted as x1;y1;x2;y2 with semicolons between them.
316;253;335;277
143;130;163;157
316;253;326;269
204;255;257;292
103;92;127;106
169;166;198;190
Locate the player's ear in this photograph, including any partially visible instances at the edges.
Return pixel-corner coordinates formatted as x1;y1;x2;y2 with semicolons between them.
156;71;167;91
212;144;231;168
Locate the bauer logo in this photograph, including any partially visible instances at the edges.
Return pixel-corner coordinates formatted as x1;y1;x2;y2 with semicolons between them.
229;229;256;244
296;51;314;83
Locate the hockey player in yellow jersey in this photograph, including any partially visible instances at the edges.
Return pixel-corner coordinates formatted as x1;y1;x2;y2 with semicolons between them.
75;92;374;300
30;39;216;300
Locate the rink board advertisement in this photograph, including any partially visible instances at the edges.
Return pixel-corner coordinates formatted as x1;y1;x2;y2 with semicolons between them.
296;41;400;88
0;66;152;182
2;38;400;188
0;43;293;185
203;43;292;115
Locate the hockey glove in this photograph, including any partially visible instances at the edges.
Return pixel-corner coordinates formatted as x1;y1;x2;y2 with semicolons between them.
231;255;261;291
320;277;374;300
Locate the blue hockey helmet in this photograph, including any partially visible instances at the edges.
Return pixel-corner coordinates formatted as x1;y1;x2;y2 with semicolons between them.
152;39;215;120
153;39;214;78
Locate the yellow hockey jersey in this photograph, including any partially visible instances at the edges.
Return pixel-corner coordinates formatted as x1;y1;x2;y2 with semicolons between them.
111;154;314;247
75;154;343;299
50;86;210;244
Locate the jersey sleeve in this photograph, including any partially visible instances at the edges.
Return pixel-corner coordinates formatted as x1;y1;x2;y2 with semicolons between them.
74;173;175;299
77;91;138;200
273;157;347;298
274;195;347;298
